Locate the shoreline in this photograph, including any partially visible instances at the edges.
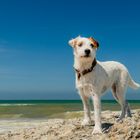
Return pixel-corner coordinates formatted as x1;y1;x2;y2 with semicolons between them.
0;109;139;140
0;100;139;120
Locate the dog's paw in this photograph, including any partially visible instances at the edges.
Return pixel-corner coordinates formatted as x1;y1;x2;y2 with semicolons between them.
81;119;91;126
116;118;123;123
92;127;102;134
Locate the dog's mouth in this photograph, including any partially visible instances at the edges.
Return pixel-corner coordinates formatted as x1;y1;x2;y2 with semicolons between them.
83;54;91;58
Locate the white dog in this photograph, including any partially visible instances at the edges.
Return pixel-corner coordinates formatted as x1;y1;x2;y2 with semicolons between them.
68;36;140;134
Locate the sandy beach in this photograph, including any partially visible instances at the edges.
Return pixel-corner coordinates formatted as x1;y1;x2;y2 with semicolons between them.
0;109;139;140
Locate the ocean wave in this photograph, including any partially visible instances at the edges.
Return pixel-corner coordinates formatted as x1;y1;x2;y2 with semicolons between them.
0;104;36;106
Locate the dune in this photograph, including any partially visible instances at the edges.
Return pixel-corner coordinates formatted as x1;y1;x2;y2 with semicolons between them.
0;109;139;140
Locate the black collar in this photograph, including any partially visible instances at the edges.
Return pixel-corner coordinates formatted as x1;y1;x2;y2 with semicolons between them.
74;59;97;80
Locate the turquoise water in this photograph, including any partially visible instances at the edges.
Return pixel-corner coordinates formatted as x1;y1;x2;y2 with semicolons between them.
0;100;139;119
0;100;140;104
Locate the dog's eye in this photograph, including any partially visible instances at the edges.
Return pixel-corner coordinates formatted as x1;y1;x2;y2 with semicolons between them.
78;43;83;47
90;43;94;48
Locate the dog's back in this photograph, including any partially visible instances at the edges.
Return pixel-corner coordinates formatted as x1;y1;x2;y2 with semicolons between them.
99;61;140;90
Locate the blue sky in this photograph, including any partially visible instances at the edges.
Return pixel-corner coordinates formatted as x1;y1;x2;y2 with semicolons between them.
0;0;140;99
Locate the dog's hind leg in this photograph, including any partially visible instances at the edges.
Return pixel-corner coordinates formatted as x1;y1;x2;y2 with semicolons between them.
125;101;132;117
112;83;129;121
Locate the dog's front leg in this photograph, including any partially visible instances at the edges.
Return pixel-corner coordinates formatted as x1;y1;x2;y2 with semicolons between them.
79;88;91;126
92;94;102;134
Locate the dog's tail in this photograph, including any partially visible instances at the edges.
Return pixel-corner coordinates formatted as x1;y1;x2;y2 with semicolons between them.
128;75;140;90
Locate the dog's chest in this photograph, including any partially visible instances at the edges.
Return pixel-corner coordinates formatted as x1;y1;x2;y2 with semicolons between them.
76;72;95;88
76;73;98;96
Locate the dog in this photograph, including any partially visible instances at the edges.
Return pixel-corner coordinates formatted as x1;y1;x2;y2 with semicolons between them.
68;36;140;134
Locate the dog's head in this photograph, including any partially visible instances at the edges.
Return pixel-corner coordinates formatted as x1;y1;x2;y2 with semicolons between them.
68;36;99;60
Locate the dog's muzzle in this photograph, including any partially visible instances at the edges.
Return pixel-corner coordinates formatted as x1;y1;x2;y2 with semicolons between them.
84;49;90;57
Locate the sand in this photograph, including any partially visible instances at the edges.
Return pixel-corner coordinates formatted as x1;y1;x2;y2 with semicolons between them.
0;109;139;140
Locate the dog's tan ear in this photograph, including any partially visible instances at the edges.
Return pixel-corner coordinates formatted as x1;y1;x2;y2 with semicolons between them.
68;38;76;47
88;37;99;48
68;36;80;47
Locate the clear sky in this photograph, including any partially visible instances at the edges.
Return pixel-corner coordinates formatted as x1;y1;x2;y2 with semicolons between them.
0;0;140;99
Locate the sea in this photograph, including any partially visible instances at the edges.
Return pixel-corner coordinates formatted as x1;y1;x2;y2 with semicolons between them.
0;100;139;119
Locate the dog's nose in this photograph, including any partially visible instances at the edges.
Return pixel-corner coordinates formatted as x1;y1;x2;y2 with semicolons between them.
85;49;90;55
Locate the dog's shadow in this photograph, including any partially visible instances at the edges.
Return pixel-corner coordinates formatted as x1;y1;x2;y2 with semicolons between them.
102;123;113;133
90;122;113;133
